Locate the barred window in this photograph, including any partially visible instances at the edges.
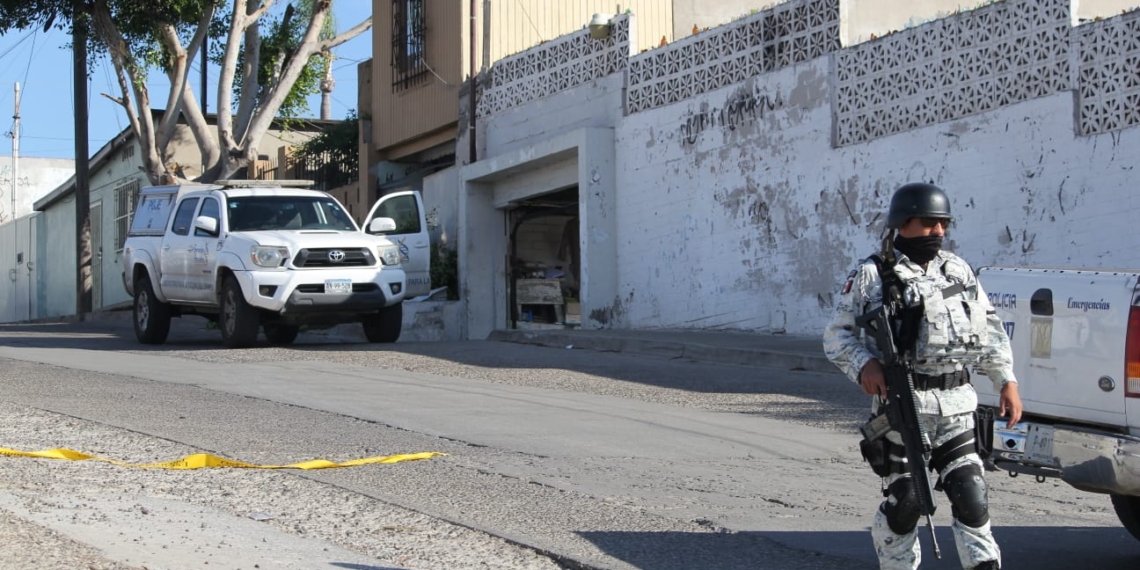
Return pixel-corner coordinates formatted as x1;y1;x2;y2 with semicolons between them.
114;177;141;251
392;0;428;90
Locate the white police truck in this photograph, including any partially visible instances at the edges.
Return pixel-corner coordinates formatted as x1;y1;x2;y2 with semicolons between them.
974;267;1140;542
121;180;428;348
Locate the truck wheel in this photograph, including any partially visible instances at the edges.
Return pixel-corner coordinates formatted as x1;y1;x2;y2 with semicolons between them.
1111;493;1140;542
133;275;171;345
263;324;299;345
363;303;402;343
220;276;260;348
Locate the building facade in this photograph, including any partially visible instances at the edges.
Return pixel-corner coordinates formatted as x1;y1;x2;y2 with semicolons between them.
453;0;1140;339
353;0;762;219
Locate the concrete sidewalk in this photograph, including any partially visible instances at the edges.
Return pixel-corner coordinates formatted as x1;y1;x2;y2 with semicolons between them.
41;307;838;375
489;328;836;374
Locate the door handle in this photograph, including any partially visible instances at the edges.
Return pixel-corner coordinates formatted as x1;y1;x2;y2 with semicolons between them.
162;245;171;250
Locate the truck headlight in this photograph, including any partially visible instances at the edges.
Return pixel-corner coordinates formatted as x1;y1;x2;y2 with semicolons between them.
251;246;289;268
377;243;401;266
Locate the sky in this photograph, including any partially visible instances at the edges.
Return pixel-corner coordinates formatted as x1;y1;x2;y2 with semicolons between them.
0;1;373;161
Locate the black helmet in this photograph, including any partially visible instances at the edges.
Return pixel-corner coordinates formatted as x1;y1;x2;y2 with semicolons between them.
886;182;952;229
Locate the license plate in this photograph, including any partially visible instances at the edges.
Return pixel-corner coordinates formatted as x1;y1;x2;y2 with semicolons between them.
324;279;351;294
1024;424;1056;465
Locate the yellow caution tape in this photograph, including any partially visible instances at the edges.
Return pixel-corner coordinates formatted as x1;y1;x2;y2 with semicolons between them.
0;447;446;470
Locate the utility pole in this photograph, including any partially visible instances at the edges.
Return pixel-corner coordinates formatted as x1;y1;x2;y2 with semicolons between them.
320;49;334;120
469;0;477;163
74;4;93;317
8;82;18;322
201;34;208;115
482;0;491;72
11;83;18;221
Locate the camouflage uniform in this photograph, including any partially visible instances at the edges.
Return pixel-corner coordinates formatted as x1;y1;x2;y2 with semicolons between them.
823;249;1017;570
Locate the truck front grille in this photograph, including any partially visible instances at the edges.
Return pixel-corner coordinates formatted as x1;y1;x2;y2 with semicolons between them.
293;248;376;267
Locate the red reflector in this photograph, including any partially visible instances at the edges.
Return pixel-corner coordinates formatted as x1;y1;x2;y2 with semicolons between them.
1126;306;1140;398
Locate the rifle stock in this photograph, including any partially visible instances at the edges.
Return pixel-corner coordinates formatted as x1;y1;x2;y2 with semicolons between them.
856;305;942;559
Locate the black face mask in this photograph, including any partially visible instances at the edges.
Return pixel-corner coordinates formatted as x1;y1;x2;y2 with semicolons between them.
894;235;943;265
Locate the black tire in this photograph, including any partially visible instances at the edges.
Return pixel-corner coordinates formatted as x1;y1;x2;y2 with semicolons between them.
1111;493;1140;542
133;274;171;345
363;302;402;343
220;276;260;348
263;323;299;345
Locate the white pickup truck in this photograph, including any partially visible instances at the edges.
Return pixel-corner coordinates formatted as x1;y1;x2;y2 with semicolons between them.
974;267;1140;542
121;180;429;348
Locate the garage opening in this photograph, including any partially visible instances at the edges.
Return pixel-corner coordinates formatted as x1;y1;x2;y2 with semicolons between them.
506;186;580;330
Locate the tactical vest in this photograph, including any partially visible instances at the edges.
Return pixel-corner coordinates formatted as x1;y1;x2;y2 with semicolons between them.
906;260;990;363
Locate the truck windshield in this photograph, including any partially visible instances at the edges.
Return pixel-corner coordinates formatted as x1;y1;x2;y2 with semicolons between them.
227;197;358;232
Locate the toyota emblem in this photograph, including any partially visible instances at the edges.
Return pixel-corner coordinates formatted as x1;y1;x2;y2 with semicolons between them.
328;250;346;263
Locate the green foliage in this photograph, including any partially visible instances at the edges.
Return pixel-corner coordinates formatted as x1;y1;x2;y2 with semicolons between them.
294;110;357;161
430;241;459;301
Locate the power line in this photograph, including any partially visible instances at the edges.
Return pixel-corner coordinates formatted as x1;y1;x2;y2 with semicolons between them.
20;29;39;94
515;0;544;42
0;28;39;63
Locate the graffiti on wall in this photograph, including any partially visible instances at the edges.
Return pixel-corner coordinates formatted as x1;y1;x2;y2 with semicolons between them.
0;165;31;188
679;88;784;146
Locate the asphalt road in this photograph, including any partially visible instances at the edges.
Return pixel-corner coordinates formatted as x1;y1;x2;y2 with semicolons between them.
0;318;1137;569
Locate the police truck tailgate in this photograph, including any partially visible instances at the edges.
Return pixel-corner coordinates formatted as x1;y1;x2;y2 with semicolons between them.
974;267;1139;431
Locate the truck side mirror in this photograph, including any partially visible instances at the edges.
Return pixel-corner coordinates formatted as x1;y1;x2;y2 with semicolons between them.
368;217;397;234
194;215;219;237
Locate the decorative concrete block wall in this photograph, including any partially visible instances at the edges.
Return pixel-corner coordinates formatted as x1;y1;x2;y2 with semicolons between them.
834;0;1072;146
477;14;633;118
627;0;841;113
1076;9;1140;135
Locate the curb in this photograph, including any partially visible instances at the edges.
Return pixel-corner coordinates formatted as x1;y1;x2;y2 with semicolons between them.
487;330;837;373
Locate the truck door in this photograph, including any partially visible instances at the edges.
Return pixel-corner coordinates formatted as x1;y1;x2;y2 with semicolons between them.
363;190;430;298
159;197;201;302
184;196;221;303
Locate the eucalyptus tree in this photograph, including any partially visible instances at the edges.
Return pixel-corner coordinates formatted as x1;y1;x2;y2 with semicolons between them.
0;0;369;184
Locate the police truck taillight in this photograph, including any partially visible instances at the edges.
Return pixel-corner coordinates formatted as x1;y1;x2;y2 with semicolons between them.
1126;305;1140;398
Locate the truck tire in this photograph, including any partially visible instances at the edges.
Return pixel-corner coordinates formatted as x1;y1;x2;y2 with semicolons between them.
220;276;260;348
363;302;402;343
1111;493;1140;542
263;324;299;345
133;275;171;345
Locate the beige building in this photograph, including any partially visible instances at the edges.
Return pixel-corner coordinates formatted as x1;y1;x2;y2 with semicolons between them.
354;0;762;217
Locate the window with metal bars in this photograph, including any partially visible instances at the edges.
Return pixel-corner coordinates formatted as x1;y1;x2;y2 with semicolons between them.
392;0;428;90
113;177;141;251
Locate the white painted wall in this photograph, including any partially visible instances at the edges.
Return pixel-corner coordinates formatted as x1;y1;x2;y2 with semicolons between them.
614;56;1139;336
0;157;74;223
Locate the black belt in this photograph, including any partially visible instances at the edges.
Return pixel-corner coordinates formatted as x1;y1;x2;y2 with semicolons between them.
913;370;968;391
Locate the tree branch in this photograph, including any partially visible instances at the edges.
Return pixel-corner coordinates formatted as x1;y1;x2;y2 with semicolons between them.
91;0;165;185
238;2;332;172
318;16;372;51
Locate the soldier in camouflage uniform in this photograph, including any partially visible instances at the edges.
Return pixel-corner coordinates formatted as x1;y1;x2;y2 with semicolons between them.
823;182;1023;570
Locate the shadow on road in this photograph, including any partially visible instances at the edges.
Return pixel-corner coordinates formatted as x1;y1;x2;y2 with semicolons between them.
0;317;868;431
577;525;1140;570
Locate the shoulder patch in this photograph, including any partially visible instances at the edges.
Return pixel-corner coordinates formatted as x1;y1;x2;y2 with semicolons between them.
842;269;857;294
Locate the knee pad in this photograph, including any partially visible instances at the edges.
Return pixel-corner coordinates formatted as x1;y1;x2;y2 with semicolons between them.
881;477;921;535
943;463;990;527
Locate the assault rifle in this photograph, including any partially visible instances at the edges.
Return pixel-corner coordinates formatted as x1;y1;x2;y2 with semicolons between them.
856;249;942;559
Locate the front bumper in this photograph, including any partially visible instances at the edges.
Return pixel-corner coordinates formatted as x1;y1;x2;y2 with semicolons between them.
993;421;1140;495
233;267;407;315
